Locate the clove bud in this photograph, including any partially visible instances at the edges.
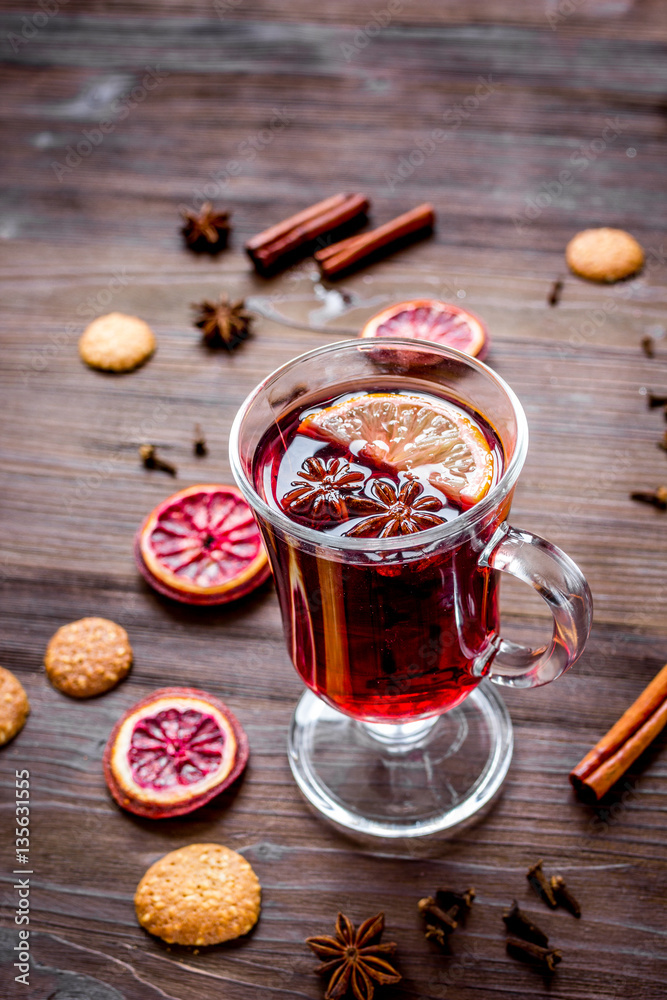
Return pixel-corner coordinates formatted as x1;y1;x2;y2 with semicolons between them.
526;860;557;908
547;279;563;307
550;875;581;918
630;487;667;510
193;424;208;457
418;896;457;930
435;886;475;919
139;444;177;477
424;924;449;950
502;900;549;946
506;935;562;972
641;335;655;358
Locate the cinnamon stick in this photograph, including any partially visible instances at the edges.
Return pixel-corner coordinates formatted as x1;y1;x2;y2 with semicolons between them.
245;193;369;272
314;228;375;263
570;662;667;800
315;203;435;278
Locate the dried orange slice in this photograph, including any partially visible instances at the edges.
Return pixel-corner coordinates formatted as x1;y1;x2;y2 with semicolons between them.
360;299;489;359
103;687;248;818
136;484;270;604
299;394;495;509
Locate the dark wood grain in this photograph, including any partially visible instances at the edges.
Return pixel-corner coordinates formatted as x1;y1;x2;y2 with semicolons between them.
1;5;666;1000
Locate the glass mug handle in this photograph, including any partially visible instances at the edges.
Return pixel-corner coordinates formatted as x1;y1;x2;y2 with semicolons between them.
479;523;593;688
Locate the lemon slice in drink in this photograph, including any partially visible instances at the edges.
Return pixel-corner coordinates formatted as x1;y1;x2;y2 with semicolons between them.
299;393;495;509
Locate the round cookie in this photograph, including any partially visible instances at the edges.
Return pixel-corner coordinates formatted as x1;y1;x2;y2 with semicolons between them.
79;312;156;372
0;666;30;746
44;617;132;698
565;228;644;283
134;844;261;946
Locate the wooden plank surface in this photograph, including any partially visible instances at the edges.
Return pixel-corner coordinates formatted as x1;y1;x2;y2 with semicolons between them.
0;5;666;999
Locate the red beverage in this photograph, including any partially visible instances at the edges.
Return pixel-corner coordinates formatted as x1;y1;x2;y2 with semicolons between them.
253;387;506;722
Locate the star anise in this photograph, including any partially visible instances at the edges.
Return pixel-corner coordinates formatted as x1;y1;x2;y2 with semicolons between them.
306;912;401;1000
282;457;366;520
345;479;445;537
192;295;252;350
181;202;231;252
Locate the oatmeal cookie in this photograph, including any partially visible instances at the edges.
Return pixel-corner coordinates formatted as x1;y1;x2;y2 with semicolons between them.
565;228;644;283
134;844;261;946
79;312;156;372
0;666;30;746
44;617;132;697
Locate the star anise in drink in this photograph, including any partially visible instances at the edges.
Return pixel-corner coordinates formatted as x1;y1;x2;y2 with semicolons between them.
192;295;252;350
282;457;366;520
181;202;230;253
306;912;401;1000
345;479;446;537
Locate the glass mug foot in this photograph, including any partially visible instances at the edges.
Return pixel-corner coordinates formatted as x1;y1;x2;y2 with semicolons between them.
288;683;513;839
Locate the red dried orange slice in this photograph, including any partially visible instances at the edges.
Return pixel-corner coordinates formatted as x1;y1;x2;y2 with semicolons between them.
299;393;494;509
135;484;270;605
103;687;248;818
360;298;489;359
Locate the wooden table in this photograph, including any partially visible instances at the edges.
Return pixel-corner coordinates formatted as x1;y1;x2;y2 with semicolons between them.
1;4;666;998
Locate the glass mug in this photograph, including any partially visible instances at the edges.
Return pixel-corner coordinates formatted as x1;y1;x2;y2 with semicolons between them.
230;339;593;837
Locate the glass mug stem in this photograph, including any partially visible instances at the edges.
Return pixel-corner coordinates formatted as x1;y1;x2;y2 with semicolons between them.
361;715;440;752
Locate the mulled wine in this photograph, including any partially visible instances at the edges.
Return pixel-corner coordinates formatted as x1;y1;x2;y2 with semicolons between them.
253;387;505;722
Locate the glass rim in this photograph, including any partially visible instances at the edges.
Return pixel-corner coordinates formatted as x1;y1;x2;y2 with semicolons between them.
229;338;529;552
